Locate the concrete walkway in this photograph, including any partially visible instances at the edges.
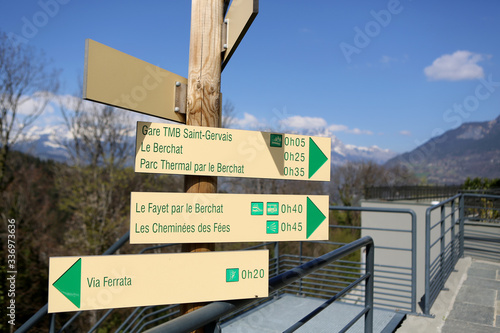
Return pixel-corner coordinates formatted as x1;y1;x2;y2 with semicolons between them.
222;294;400;333
397;257;500;332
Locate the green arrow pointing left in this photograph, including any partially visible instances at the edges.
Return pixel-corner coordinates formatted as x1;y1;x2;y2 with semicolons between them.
53;258;81;308
308;138;328;178
306;197;327;239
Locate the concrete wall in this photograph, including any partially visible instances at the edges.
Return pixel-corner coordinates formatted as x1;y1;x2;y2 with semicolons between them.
360;200;453;313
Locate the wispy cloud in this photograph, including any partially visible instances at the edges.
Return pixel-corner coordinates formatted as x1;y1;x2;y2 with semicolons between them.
280;115;327;130
399;130;411;136
233;112;264;129
281;115;374;135
380;54;408;64
231;113;374;137
380;55;397;64
329;124;373;135
424;50;486;81
16;93;56;115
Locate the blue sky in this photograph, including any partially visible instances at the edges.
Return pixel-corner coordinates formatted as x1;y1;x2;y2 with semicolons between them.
2;0;500;154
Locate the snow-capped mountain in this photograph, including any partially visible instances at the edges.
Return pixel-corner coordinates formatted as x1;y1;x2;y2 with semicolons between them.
329;136;397;165
14;124;397;165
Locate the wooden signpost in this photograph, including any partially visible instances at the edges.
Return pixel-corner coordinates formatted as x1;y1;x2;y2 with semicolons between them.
130;193;329;244
49;1;334;326
48;250;268;313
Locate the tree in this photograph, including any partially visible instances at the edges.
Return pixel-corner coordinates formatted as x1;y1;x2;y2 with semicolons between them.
0;153;63;330
329;161;418;232
462;177;500;220
56;95;135;254
331;161;418;207
60;96;131;168
463;177;500;191
221;99;236;128
0;32;59;190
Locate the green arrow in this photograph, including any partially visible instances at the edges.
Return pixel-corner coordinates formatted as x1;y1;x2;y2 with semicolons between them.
308;138;328;178
53;258;81;308
306;197;326;239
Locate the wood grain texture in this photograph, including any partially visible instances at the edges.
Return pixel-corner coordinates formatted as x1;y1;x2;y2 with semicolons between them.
186;0;222;128
182;0;224;326
184;0;222;197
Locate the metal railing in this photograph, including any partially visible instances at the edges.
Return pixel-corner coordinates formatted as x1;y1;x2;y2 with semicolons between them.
423;193;500;315
365;185;461;202
143;236;375;333
329;206;417;314
18;203;420;332
18;236;376;332
16;232;131;333
423;194;462;315
17;240;278;333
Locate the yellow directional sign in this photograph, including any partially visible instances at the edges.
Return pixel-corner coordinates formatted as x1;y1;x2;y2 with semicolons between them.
130;193;328;244
48;250;268;313
135;121;331;181
222;0;259;70
83;39;187;123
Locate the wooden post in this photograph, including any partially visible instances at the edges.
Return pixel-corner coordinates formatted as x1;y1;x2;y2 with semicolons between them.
181;0;224;326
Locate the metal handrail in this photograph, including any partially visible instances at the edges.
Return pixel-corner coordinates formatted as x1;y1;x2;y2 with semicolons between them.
15;232;131;333
423;195;461;315
17;237;278;333
423;193;500;314
329;206;417;313
143;236;375;333
20;204;419;331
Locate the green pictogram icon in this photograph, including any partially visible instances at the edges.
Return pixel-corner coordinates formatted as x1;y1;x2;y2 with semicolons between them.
266;202;279;215
266;221;279;234
270;133;283;147
251;202;264;215
226;268;239;282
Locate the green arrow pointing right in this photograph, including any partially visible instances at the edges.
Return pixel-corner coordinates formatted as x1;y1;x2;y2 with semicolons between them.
306;197;326;239
53;258;81;308
308;138;328;178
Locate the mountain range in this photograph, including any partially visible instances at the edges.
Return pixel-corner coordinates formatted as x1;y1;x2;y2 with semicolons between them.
15;115;500;184
386;115;500;184
14;124;397;165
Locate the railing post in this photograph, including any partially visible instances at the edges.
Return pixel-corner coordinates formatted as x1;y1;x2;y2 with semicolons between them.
299;241;303;295
459;194;465;258
451;199;456;265
440;205;446;291
50;314;56;333
424;209;431;315
364;242;374;333
410;211;417;314
274;241;281;297
274;241;280;277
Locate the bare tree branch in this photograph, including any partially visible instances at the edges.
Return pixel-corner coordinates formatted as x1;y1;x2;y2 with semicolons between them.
221;99;236;128
0;31;59;189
